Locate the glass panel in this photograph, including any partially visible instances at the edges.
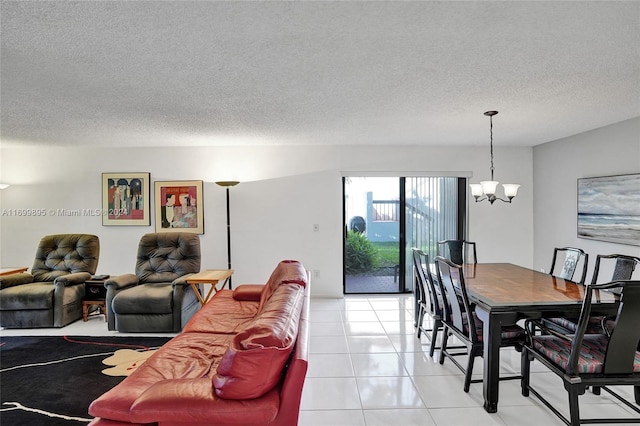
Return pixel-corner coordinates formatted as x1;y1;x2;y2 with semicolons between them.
344;177;401;294
404;177;459;290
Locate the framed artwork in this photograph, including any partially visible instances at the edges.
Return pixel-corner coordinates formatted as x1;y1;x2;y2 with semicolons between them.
102;172;151;226
577;173;640;246
154;180;204;234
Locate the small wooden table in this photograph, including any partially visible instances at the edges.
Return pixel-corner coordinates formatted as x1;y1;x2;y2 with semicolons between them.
186;269;234;305
0;267;28;276
83;278;108;322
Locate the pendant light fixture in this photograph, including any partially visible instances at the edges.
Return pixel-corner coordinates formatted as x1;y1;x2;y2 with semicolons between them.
469;111;520;204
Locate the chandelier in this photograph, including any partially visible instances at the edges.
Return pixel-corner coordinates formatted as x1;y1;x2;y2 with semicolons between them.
469;111;520;204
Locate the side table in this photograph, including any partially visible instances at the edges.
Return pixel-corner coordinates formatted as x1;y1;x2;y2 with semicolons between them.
83;276;108;322
186;270;234;305
0;267;28;276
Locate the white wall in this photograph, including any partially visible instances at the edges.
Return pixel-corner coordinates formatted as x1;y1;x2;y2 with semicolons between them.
1;144;533;297
533;117;640;281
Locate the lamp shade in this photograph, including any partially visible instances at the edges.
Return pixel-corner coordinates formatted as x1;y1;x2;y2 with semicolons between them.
480;181;499;196
469;184;484;197
502;184;520;198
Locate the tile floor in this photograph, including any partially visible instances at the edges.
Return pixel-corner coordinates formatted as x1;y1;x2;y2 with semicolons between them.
2;294;638;425
299;294;639;426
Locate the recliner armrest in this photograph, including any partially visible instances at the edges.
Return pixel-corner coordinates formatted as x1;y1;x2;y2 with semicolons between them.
54;272;92;286
171;274;192;287
105;274;139;290
0;272;34;289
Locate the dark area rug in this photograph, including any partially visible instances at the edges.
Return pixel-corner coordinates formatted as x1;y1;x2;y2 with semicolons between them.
0;335;171;426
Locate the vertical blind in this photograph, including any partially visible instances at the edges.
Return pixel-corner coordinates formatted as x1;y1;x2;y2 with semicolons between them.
404;177;460;288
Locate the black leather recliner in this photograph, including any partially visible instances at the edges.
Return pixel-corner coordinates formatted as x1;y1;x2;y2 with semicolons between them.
0;234;100;328
106;232;201;332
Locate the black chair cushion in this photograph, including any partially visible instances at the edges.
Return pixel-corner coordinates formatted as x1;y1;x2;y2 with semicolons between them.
112;283;173;314
0;283;55;310
532;334;640;374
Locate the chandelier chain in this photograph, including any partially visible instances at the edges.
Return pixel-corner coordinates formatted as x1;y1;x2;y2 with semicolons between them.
489;114;495;181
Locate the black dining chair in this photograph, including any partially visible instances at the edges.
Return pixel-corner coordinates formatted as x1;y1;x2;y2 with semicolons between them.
521;280;640;426
549;247;588;284
436;239;477;265
435;256;525;392
544;254;639;335
412;248;443;357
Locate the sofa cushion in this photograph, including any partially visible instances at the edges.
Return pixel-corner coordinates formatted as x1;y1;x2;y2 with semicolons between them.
183;289;259;334
213;283;304;399
89;332;233;422
258;260;307;312
232;284;263;301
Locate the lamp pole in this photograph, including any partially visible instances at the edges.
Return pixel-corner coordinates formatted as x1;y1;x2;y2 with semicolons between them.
215;181;239;288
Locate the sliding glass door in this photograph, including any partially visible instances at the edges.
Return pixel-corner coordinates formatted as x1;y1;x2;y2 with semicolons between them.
343;176;465;294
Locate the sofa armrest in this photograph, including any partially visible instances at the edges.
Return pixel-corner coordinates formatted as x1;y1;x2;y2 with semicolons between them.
232;284;264;301
105;274;139;290
54;271;92;286
129;378;279;425
0;272;34;289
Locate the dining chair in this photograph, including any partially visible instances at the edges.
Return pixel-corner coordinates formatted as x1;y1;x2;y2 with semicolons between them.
436;240;477;265
549;247;588;284
412;248;443;357
435;256;524;392
544;254;640;335
521;280;640;426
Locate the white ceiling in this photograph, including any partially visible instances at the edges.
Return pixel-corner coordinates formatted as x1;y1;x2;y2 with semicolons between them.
1;1;639;148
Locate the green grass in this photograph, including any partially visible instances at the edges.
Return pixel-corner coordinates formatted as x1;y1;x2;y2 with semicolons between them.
371;241;399;267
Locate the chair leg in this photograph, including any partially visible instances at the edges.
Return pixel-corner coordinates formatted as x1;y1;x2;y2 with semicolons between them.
439;326;449;365
521;347;530;397
416;308;425;338
635;385;640;405
567;386;581;426
428;321;439;358
463;353;476;393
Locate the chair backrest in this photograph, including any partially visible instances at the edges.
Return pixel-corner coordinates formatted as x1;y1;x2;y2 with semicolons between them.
567;280;640;375
550;247;588;284
591;254;640;284
31;234;100;282
412;248;442;318
435;256;478;343
135;232;201;283
437;240;477;264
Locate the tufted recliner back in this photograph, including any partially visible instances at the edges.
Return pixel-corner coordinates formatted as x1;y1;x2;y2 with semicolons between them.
31;234;100;282
135;233;201;283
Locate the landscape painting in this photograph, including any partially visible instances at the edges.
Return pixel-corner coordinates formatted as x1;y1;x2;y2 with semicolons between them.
577;173;640;246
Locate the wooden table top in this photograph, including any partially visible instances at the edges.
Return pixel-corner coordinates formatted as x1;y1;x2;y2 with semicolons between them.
0;267;28;276
460;263;618;308
185;269;234;283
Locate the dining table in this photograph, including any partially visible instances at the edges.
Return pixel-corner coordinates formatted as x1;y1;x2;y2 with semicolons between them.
457;263;620;413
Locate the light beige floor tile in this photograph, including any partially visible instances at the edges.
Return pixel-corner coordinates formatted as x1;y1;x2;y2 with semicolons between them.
307;353;355;377
346;335;397;353
356;376;425;409
300;377;361;410
351;352;408;377
363;408;435;426
298;410;366;426
429;407;507;426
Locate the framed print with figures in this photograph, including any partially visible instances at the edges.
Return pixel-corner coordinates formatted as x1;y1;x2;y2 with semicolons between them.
102;172;151;226
154;180;204;234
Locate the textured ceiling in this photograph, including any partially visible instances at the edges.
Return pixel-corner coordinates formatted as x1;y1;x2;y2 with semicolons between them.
1;1;639;148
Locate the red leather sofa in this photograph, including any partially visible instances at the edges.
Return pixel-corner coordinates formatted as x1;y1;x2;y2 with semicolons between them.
88;260;310;426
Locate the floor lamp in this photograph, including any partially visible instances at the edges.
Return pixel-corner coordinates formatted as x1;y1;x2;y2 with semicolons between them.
215;181;239;288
